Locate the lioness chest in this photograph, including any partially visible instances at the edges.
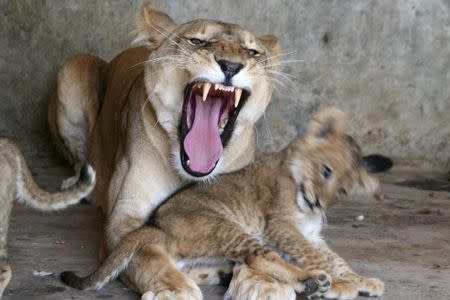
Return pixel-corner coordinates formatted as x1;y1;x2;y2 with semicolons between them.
89;47;183;212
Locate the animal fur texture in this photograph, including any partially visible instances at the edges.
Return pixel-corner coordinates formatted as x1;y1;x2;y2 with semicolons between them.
60;108;384;300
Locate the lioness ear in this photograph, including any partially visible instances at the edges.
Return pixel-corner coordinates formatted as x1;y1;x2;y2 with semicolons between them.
307;107;348;140
137;3;177;48
259;35;282;59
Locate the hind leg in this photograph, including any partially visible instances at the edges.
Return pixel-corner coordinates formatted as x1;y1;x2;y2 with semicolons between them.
48;55;106;188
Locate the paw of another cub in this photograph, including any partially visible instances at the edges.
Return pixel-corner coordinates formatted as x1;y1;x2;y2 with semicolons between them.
357;277;385;297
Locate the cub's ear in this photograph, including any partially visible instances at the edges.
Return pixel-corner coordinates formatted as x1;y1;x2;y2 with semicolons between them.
136;3;177;48
258;35;282;59
307;107;348;140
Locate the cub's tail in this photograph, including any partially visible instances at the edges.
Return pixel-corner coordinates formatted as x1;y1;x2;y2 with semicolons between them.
14;144;95;210
61;227;162;290
363;154;393;173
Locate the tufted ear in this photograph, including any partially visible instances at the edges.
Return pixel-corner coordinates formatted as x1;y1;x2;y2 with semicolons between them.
306;107;348;140
136;3;177;48
258;35;282;58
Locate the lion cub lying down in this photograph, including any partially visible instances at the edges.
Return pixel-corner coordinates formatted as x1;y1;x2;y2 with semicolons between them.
61;108;385;299
0;139;95;298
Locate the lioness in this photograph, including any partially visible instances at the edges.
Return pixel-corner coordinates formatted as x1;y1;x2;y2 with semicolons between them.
49;3;391;298
48;3;287;296
60;108;385;300
0;138;95;298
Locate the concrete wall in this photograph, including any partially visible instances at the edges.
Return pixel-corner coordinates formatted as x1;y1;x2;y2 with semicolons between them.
1;0;449;171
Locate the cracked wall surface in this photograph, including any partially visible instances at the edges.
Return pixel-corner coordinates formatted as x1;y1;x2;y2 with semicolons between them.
0;0;449;171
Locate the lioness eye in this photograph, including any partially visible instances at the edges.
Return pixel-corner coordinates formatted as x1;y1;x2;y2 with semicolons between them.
247;49;260;57
321;164;333;179
187;38;205;46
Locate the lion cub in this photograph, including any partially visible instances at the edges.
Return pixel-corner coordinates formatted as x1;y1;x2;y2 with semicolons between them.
0;138;95;298
60;108;384;299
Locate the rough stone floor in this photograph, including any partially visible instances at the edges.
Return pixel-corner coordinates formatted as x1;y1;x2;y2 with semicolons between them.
3;163;450;300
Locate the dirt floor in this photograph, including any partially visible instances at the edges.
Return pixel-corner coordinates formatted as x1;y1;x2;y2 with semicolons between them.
3;163;450;300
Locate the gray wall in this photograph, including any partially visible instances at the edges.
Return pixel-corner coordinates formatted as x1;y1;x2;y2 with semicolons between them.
1;0;449;171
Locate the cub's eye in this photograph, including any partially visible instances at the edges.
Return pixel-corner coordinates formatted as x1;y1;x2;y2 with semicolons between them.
321;164;333;179
247;49;261;57
187;38;206;46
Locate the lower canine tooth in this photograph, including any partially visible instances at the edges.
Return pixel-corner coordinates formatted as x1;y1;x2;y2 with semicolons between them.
186;160;190;166
234;88;242;107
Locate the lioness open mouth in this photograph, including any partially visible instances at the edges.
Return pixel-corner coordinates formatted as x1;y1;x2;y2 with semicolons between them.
180;82;250;177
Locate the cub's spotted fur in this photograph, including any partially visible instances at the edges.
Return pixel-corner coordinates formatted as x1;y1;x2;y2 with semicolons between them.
0;138;95;298
60;108;384;299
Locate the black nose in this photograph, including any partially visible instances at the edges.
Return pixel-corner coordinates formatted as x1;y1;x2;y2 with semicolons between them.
216;59;244;80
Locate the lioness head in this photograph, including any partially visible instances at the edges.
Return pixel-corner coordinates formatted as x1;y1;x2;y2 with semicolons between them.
137;4;282;179
289;108;379;211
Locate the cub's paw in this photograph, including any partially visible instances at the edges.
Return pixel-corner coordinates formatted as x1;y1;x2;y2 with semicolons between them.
357;277;385;297
301;270;332;299
324;279;358;300
0;262;12;298
142;286;202;300
225;264;295;300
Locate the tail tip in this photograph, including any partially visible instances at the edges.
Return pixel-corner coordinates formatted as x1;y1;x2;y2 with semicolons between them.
363;154;393;173
79;164;96;185
60;271;83;289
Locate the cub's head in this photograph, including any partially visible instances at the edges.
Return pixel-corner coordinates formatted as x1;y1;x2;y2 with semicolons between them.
288;108;379;212
137;4;282;179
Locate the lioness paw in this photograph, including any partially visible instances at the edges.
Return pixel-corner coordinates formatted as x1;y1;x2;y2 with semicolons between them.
324;278;359;300
225;265;295;300
357;277;385;297
141;286;202;300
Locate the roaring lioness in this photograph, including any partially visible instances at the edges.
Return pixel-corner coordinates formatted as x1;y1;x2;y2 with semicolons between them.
48;3;285;297
60;108;384;300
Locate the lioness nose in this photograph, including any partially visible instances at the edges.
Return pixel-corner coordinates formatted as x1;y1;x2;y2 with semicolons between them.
216;59;244;80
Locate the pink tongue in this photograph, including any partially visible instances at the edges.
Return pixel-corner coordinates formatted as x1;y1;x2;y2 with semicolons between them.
183;95;223;174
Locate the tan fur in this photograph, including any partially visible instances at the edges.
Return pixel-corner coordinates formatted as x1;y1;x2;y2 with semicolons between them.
48;4;282;295
0;138;96;298
60;108;384;300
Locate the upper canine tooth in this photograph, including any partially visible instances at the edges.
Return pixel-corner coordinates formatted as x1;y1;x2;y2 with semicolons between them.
231;87;235;92
234;88;242;108
215;83;219;90
202;83;211;101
